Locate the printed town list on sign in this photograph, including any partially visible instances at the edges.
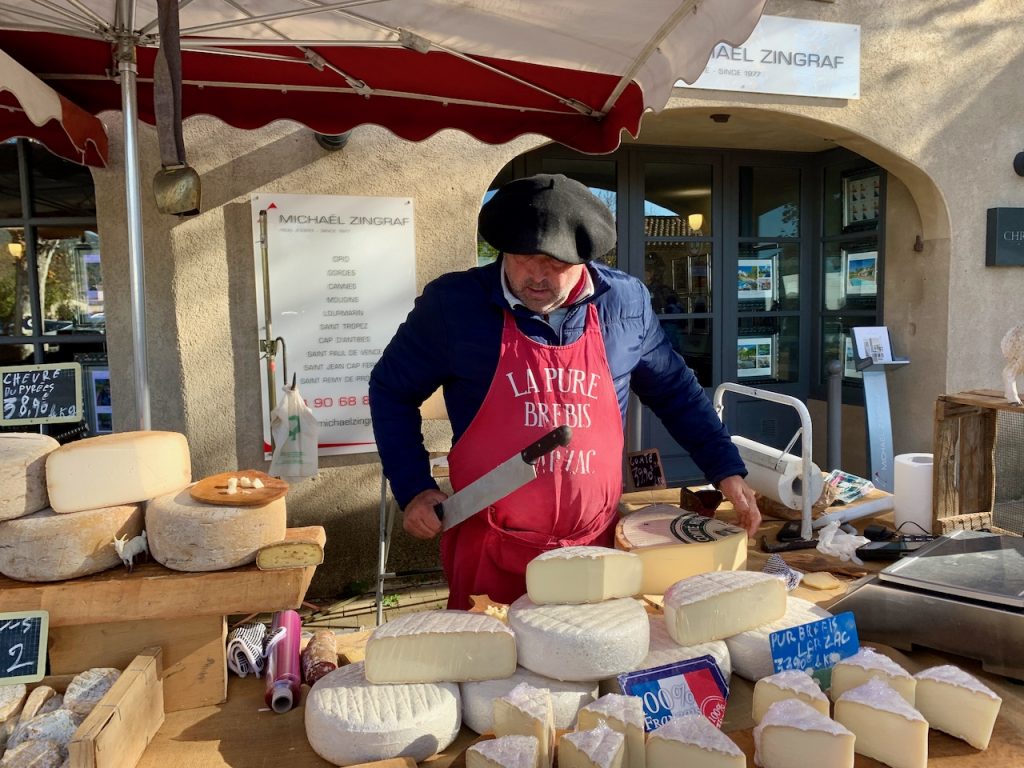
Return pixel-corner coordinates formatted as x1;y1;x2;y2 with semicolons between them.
252;193;416;456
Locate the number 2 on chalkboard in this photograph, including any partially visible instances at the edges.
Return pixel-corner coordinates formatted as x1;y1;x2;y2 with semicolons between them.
7;643;31;673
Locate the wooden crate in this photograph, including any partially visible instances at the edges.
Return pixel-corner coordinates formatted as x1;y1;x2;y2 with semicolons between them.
933;389;1019;527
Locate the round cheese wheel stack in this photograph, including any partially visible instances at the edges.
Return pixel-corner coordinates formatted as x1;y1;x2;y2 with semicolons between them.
0;504;142;582
508;595;649;682
0;433;59;521
304;662;461;766
461;666;599;733
146;486;286;571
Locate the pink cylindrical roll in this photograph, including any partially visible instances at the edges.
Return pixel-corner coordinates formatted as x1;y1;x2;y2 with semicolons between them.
265;610;303;713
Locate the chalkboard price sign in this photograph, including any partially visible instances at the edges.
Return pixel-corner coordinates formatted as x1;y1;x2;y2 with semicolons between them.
0;610;48;685
0;362;82;426
625;448;666;492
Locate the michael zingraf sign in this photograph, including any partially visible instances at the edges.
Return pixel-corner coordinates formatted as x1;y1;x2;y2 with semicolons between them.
252;193;416;456
677;16;861;100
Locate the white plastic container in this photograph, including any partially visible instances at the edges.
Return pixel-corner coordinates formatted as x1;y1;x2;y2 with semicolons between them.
893;453;934;534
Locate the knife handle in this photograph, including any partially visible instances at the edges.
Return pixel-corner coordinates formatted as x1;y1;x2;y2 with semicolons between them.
521;425;572;464
433;503;444;521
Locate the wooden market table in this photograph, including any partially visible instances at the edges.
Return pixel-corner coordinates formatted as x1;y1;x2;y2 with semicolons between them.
0;526;325;712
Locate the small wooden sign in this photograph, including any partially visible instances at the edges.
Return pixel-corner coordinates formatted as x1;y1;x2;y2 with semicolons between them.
625;448;666;492
0;610;48;685
0;362;82;426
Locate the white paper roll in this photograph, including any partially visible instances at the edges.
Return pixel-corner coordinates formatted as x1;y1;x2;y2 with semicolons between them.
894;453;933;534
732;436;824;510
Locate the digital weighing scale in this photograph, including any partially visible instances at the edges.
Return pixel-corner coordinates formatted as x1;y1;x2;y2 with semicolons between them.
829;529;1024;680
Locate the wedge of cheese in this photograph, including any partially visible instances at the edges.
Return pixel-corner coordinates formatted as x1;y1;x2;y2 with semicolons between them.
467;735;539;768
752;670;829;724
829;646;915;705
914;665;1002;750
0;433;58;521
663;571;787;647
576;694;645;768
558;723;624;768
834;678;927;768
46;431;191;513
526;546;642;604
364;610;516;684
615;506;747;595
753;699;854;768
647;714;745;768
493;683;554;768
461;667;597;733
725;598;831;682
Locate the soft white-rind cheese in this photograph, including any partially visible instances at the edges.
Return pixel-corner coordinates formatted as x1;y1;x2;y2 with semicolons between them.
0;434;59;521
576;694;645;768
63;667;121;716
467;735;539;768
752;670;829;724
461;668;597;733
146;487;286;572
663;571;787;646
364;610;516;684
0;504;142;582
829;646;915;704
493;683;554;768
508;596;649;682
45;431;191;513
913;665;1002;749
834;678;927;768
558;723;625;768
647;714;745;768
753;699;854;768
0;738;66;768
526;546;642;604
725;598;831;681
304;662;461;766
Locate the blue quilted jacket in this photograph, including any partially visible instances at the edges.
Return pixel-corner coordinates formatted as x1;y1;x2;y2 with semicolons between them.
369;259;745;508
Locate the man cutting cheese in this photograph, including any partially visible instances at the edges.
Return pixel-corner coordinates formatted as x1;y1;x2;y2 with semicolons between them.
369;174;760;609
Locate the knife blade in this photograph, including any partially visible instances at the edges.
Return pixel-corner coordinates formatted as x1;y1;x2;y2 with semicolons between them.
434;425;572;531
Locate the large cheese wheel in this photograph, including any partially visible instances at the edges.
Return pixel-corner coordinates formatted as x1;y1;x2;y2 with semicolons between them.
461;667;598;734
146;486;286;571
46;431;191;513
305;662;461;766
0;433;59;521
0;504;142;582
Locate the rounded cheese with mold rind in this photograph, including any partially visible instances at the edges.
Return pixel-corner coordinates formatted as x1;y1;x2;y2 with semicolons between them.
725;598;831;682
304;662;461;766
467;735;539;768
0;433;59;521
829;646;915;704
526;546;642;604
45;431;191;513
0;504;142;582
461;667;597;734
663;571;787;647
508;596;649;683
913;665;1002;750
753;670;830;724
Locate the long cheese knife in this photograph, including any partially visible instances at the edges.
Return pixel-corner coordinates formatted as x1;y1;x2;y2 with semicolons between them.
434;425;572;531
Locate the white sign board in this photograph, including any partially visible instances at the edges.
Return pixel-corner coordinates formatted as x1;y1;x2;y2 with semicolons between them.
252;193;416;456
677;16;860;100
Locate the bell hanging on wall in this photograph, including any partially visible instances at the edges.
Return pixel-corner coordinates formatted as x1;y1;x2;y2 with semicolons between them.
153;163;201;217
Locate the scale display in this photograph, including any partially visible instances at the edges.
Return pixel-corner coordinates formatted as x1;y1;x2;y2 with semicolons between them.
879;529;1024;609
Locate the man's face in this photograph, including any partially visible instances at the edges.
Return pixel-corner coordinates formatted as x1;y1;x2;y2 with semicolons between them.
504;252;585;314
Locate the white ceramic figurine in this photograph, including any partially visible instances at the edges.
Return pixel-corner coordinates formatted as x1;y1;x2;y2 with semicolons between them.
1001;324;1024;406
113;530;148;571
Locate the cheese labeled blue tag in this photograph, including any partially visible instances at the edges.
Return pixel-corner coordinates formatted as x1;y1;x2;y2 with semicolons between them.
616;654;729;731
769;611;859;689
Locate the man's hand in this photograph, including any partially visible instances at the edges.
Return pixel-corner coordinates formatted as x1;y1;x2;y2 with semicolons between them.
718;475;762;538
402;488;447;540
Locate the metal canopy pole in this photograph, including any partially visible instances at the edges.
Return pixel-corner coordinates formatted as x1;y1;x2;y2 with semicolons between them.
116;0;152;430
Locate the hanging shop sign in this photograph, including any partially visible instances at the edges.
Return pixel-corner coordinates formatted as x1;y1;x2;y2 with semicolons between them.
986;208;1024;266
676;16;861;100
252;193;416;456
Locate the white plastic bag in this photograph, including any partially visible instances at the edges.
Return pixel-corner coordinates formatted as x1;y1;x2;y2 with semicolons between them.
816;520;870;565
268;384;319;482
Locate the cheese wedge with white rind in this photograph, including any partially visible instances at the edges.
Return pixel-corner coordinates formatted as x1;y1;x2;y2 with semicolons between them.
146;487;286;572
829;646;915;704
364;610;516;684
615;506;747;595
558;723;624;768
63;667;120;716
648;714;745;768
304;662;461;766
725;598;832;682
493;683;554;768
7;709;81;752
526;546;641;604
461;667;597;733
0;504;142;582
753;670;830;724
753;698;854;768
600;616;731;696
0;739;66;768
467;735;539;768
576;694;645;768
834;678;927;768
0;433;58;521
914;665;1002;750
45;431;191;513
508;596;649;682
664;571;787;647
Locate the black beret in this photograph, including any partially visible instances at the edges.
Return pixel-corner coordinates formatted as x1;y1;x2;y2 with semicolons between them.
478;173;616;264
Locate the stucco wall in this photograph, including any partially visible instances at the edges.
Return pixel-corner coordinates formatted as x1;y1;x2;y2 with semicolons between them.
89;0;1024;595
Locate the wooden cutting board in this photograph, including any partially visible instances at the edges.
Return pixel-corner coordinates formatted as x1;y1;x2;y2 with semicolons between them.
190;470;288;506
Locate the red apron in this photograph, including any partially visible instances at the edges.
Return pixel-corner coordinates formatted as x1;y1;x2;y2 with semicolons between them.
440;304;624;608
